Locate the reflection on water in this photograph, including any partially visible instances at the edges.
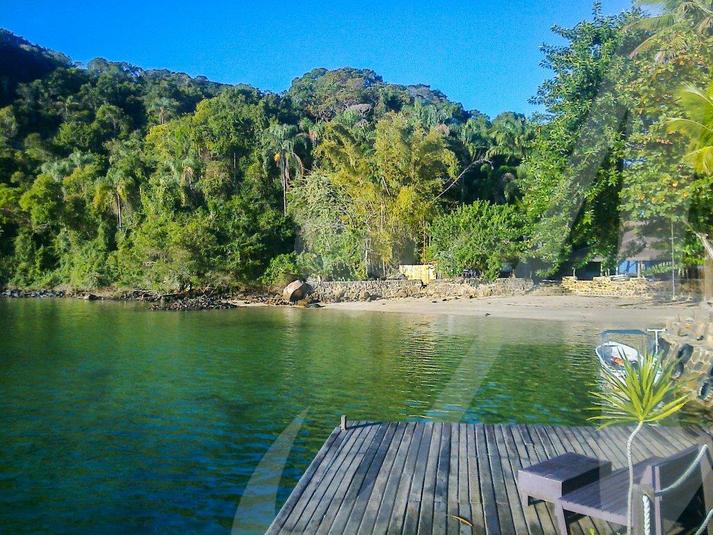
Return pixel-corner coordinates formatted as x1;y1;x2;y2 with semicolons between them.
0;299;687;532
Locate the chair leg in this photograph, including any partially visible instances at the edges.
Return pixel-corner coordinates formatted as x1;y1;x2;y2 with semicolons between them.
702;457;713;535
554;504;571;535
521;493;530;511
704;491;713;535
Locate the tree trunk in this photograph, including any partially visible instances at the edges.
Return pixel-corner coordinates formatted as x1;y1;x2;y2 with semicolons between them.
116;191;122;229
695;231;713;260
281;159;288;215
626;421;644;535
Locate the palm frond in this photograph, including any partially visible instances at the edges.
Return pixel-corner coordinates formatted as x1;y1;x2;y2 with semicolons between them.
589;352;689;428
667;118;712;139
683;146;713;174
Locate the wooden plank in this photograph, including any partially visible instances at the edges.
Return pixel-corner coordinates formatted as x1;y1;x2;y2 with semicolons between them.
499;425;545;535
430;423;451;535
646;424;688;451
484;424;516;534
456;423;472;535
476;423;502;535
313;423;381;534
652;424;698;451
446;423;460;535
320;424;385;533
325;423;392;534
280;424;362;534
530;424;558;458
490;424;531;535
266;425;343;534
370;422;417;532
417;421;444;534
466;423;486;535
575;425;625;471
356;422;410;533
291;425;383;533
386;422;426;534
341;422;401;533
402;422;435;535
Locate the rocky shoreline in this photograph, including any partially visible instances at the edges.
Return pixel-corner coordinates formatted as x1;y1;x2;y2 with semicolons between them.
0;287;286;310
2;288;68;299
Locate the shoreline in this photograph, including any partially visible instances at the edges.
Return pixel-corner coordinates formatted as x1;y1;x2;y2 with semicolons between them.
2;288;702;327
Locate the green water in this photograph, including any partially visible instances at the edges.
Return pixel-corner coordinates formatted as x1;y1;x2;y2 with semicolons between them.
1;299;605;533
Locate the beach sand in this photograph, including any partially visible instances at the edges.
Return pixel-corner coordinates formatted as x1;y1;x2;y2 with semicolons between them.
323;294;701;328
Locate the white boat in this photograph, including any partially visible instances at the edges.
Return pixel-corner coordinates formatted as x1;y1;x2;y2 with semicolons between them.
594;329;655;379
595;340;641;378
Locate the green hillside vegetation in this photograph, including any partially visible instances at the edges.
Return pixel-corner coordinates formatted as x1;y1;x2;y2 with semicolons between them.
0;2;711;292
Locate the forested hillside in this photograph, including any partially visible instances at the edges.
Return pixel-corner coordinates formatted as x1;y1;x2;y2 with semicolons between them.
0;1;711;292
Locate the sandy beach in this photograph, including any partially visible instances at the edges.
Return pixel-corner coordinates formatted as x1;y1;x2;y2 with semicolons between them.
323;294;702;328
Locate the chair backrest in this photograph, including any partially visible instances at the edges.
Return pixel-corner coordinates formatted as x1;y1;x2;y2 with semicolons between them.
648;444;711;533
653;445;706;496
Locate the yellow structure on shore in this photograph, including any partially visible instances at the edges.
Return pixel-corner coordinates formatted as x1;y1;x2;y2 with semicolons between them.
398;264;436;284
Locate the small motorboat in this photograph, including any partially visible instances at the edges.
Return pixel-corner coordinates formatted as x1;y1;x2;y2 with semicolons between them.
594;329;657;379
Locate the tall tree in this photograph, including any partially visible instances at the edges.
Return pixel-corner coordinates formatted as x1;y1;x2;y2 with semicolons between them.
667;79;713;259
519;6;635;273
630;0;713;57
263;124;306;214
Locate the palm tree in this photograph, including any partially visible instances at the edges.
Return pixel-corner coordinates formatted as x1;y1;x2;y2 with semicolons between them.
590;353;689;535
147;96;179;125
630;0;713;57
487;112;532;163
434;117;493;200
94;138;141;229
264;124;306;215
668;80;713;175
667;79;713;259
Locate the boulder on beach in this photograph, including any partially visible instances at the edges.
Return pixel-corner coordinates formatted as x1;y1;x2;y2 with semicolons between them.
282;280;310;302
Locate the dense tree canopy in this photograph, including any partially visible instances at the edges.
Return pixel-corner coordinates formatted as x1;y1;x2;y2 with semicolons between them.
1;0;712;290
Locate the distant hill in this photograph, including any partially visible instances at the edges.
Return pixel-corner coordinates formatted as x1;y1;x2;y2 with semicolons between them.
0;29;72;106
0;29;472;121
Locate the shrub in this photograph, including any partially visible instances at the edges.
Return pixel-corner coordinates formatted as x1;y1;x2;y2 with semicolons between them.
429;200;525;280
260;252;300;287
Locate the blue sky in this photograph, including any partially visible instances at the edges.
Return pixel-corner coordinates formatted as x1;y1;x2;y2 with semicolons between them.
2;0;632;117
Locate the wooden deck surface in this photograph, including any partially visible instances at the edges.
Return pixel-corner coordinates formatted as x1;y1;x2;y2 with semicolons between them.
266;421;709;535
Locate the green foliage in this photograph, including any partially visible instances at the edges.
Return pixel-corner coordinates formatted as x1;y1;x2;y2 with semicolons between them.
667;79;713;175
2;6;712;292
429;201;526;279
289;172;366;280
619;11;713;263
260;252;300;286
520;6;635;273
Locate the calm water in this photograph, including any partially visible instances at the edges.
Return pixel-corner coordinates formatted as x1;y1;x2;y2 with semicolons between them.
1;299;607;533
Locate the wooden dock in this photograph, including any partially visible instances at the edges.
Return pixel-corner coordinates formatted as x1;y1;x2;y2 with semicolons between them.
267;421;709;535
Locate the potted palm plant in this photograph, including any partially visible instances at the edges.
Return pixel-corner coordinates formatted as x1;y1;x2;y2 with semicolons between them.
590;352;689;535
